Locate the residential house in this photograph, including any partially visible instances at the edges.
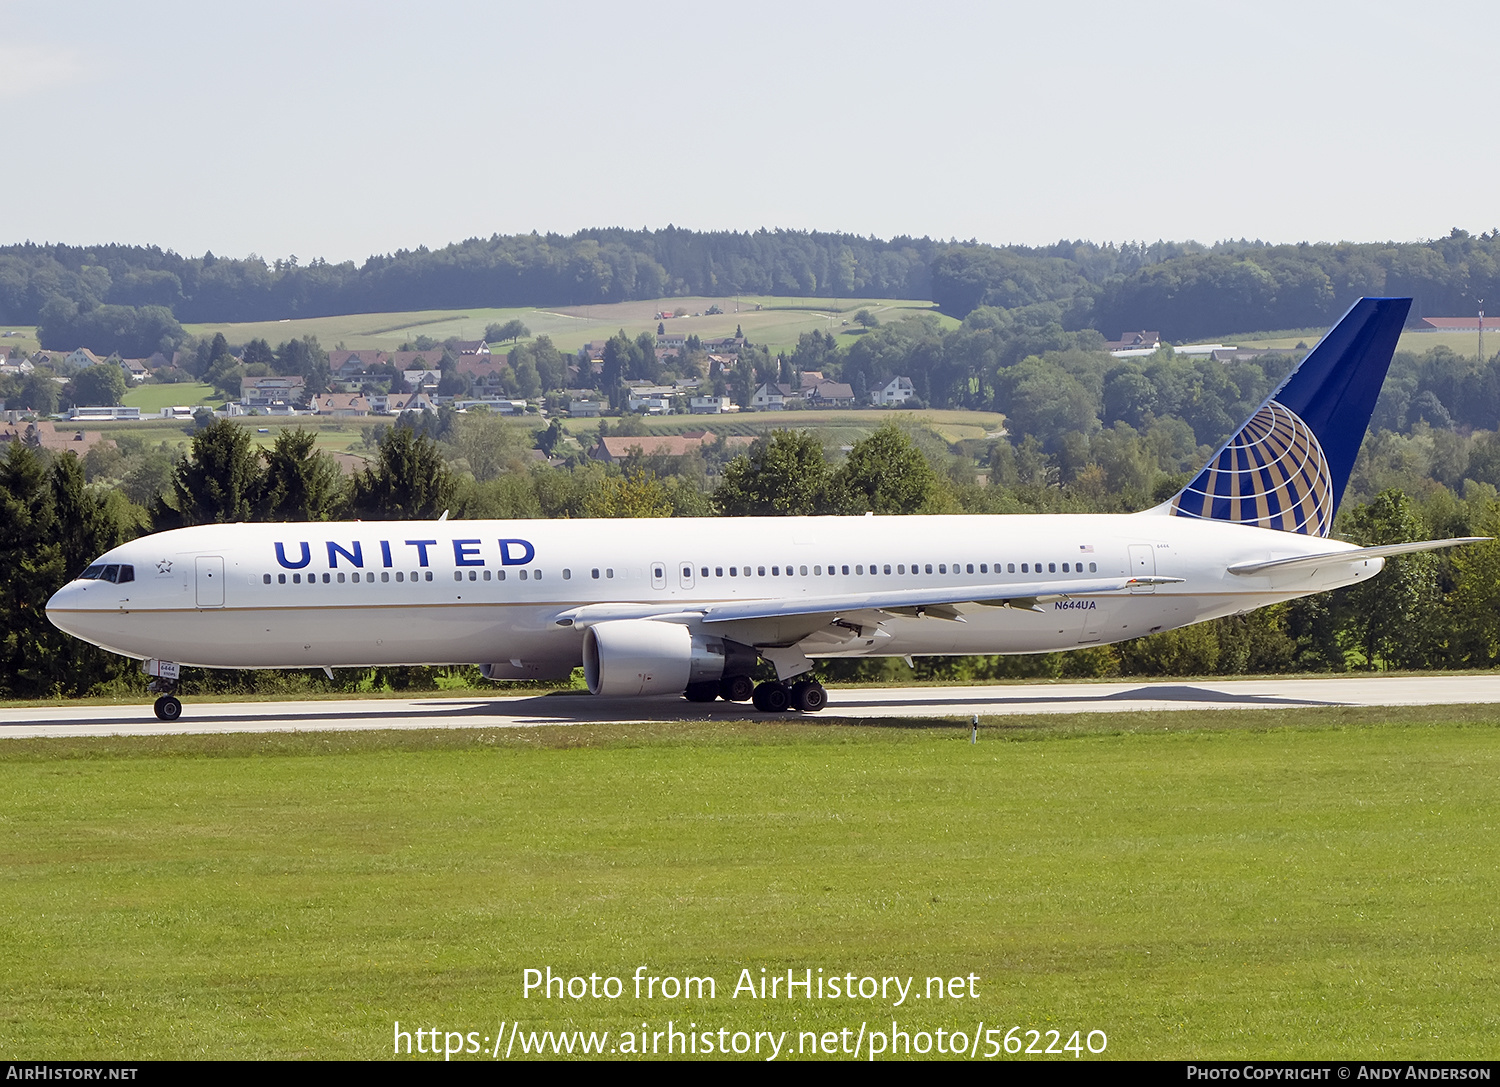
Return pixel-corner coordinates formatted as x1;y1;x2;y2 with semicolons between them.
452;340;491;356
66;348;105;369
329;349;389;381
0;419;115;455
402;369;442;391
593;430;729;464
628;393;673;414
689;395;737;414
701;337;744;355
312;393;370;417
873;376;915;406
241;375;306;410
115;355;151;383
798;370;825;391
389;349;447;372
1103;331;1161;351
805;381;857;408
384;391;438;415
569;400;602;417
455;355;509;396
751;382;796;410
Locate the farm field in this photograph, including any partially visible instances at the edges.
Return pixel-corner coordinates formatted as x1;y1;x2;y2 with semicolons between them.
1;706;1497;1060
1220;326;1491;357
121;381;216;413
182;296;955;358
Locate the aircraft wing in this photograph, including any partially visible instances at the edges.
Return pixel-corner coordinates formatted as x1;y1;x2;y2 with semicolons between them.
1227;537;1489;576
556;574;1183;630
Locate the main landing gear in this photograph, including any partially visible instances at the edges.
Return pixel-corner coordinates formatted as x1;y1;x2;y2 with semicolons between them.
682;674;827;712
751;678;827;714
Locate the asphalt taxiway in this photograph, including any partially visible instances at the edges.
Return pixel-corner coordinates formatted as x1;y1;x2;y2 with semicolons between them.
2;675;1499;739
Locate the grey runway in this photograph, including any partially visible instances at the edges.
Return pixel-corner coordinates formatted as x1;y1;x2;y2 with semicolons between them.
2;674;1498;739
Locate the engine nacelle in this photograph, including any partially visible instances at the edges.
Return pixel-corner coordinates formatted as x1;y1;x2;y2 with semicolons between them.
582;619;748;697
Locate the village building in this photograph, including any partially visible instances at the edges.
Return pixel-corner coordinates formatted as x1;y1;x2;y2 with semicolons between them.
689;395;737;414
402;369;442;391
65;348;106;369
312;393;370;417
382;391;438;415
1102;331;1161;352
805;381;857;409
242;375;306;410
591;429;751;464
389;349;447;372
0;419;115;456
751;382;797;410
569;399;602;417
872;376;916;405
69;405;141;421
329;349;388;381
114;355;152;383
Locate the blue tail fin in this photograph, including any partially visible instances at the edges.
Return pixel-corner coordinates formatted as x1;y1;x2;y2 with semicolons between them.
1165;296;1411;536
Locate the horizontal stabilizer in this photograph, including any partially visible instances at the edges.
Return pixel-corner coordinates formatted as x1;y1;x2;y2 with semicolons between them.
1227;537;1490;576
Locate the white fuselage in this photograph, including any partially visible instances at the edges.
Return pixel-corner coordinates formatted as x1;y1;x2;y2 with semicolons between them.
45;512;1382;674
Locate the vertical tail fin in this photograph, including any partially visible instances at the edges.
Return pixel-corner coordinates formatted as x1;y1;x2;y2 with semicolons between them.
1164;296;1411;536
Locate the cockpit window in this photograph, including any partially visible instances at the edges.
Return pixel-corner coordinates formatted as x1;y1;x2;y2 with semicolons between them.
77;563;133;583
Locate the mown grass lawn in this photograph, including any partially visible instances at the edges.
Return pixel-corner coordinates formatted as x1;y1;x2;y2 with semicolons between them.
1;708;1497;1060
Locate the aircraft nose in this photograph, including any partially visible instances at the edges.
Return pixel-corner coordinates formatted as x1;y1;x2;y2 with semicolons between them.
45;580;94;638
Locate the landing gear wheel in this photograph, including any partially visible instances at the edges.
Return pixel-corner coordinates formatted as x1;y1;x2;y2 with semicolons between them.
719;674;754;702
153;695;182;722
791;680;827;713
752;681;790;713
684;681;720;703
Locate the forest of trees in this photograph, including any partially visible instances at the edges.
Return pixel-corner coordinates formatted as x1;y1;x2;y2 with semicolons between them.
8;227;1500;358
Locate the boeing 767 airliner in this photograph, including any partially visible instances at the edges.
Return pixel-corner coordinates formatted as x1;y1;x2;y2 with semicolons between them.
46;297;1485;720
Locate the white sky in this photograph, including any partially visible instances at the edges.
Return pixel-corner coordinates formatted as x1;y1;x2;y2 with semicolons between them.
3;0;1497;264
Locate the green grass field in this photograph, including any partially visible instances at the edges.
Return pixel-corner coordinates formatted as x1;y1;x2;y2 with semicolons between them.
182;296;954;360
1220;327;1493;358
121;381;217;413
2;706;1496;1060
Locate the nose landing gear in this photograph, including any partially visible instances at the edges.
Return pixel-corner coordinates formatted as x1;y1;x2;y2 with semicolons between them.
144;660;183;721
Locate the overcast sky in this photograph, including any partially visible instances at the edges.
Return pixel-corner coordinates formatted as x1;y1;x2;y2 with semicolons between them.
4;0;1497;263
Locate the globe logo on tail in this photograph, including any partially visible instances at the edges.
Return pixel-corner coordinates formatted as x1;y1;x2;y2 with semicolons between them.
1170;400;1334;537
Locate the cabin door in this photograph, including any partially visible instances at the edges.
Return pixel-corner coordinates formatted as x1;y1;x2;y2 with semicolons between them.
196;556;225;608
1128;545;1156;593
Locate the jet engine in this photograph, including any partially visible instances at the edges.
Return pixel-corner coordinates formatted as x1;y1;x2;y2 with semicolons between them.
581;619;756;697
